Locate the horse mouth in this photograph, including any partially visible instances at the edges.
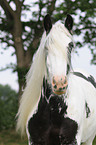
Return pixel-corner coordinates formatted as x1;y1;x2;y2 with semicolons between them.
53;90;66;95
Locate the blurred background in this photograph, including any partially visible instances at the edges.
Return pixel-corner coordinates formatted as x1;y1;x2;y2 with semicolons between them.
0;0;96;144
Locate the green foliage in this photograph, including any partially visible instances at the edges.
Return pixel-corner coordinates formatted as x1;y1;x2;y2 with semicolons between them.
0;84;18;129
0;0;96;65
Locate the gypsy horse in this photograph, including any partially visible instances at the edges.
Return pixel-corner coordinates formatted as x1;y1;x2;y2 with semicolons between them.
16;14;96;145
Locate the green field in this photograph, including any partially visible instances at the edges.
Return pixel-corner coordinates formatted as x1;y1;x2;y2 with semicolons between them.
93;138;96;145
0;129;96;145
0;129;27;145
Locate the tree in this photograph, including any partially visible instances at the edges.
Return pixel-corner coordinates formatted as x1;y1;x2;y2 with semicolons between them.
0;84;18;129
0;0;96;96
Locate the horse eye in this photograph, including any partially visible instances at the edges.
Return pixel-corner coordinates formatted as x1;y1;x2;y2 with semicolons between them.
68;42;74;53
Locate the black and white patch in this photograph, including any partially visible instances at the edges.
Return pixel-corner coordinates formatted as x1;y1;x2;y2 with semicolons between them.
67;42;74;74
42;78;52;100
85;102;91;118
28;82;78;145
68;42;74;54
73;72;96;88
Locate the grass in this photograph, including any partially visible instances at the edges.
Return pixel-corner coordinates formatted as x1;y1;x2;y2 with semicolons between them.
0;129;27;145
93;137;96;145
0;129;96;145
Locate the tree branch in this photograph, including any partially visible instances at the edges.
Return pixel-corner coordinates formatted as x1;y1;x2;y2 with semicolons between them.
0;0;15;18
0;37;14;48
20;0;25;5
14;0;22;14
0;63;16;72
75;26;96;33
81;26;96;30
47;0;56;15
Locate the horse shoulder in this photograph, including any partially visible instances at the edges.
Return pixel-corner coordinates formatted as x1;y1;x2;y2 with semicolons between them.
67;71;96;143
67;73;85;121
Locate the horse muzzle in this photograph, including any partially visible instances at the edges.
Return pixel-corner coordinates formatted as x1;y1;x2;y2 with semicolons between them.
52;75;68;95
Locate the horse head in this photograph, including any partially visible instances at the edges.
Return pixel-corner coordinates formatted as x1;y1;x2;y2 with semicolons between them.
44;14;74;95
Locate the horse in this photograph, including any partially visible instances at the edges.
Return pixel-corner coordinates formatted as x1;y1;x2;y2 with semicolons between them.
16;14;96;145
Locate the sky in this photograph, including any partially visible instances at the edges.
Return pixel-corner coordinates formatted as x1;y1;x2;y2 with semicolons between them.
0;47;19;91
0;0;96;92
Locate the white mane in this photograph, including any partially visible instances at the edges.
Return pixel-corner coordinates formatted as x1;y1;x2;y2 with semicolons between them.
16;22;73;135
16;32;46;135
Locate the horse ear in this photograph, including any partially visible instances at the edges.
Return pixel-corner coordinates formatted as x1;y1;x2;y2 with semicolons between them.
65;14;73;31
44;14;52;32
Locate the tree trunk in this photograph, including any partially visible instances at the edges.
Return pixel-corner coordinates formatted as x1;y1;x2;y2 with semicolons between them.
11;12;32;97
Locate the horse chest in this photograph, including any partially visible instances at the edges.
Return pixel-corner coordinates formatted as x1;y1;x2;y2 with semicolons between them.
27;96;78;145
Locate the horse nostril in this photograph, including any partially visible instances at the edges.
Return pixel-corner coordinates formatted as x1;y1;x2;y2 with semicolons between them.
54;85;57;89
59;88;62;91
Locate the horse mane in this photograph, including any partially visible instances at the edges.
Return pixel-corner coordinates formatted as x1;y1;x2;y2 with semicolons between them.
16;32;46;135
